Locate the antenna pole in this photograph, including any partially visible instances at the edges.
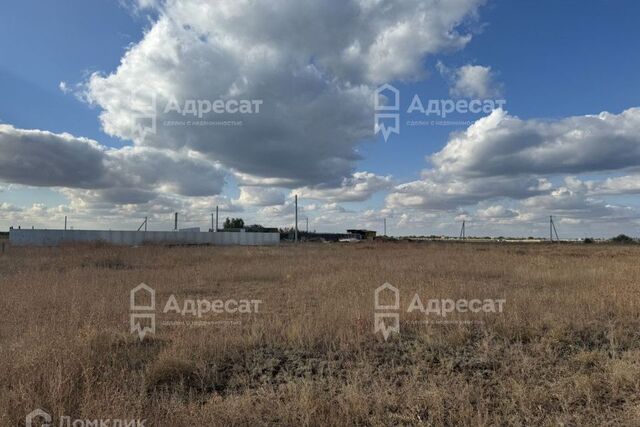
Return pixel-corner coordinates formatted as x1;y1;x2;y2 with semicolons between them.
215;205;219;232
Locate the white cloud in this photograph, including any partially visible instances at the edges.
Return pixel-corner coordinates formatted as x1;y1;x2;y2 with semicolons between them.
432;108;640;178
84;0;484;188
237;186;285;206
386;107;640;229
0;202;22;213
1;0;492;232
293;172;393;203
438;62;502;98
386;175;548;210
58;81;71;94
477;205;518;219
584;174;640;195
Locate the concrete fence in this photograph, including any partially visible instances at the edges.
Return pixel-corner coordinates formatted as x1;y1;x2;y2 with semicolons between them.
9;229;280;247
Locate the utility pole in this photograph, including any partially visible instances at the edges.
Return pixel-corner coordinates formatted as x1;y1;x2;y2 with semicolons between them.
384;218;387;236
174;212;178;231
550;216;559;242
459;220;466;240
211;213;214;232
64;216;67;231
215;205;219;232
144;216;147;231
306;217;309;234
294;195;298;243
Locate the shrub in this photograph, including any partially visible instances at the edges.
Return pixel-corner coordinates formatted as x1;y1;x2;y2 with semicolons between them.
611;234;635;244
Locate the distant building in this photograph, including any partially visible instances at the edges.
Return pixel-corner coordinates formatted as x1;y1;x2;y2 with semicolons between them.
347;229;377;240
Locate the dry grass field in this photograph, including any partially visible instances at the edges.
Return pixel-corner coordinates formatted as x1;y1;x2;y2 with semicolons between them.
1;242;640;426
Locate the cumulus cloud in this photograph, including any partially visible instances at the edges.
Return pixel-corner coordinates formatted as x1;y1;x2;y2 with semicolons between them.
0;124;225;205
520;183;636;225
0;202;22;213
573;174;640;196
386;107;640;225
431;108;640;178
0;124;108;188
1;0;493;233
293;172;393;203
387;175;549;210
476;205;518;219
237;186;285;206
58;81;71;94
438;62;502;98
84;0;484;187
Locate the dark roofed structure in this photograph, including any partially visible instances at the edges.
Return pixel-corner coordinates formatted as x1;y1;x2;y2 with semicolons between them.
346;229;377;240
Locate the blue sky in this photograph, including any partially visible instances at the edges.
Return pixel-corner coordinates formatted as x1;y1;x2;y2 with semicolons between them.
2;0;640;237
0;1;146;139
361;0;640;179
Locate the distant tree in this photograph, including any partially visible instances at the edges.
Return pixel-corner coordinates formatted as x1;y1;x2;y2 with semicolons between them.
583;237;595;244
245;224;265;232
223;217;244;229
611;234;634;244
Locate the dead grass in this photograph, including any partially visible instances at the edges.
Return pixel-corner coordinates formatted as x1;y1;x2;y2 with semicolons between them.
1;242;640;426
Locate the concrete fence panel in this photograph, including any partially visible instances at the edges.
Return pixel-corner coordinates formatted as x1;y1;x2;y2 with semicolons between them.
9;229;280;247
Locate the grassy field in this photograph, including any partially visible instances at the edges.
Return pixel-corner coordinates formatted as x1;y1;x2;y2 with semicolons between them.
1;242;640;426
